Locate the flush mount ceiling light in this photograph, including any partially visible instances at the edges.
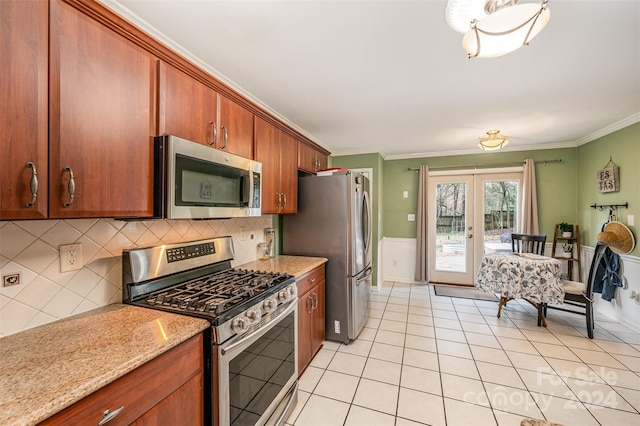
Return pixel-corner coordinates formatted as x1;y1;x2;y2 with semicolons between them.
446;0;551;58
477;130;510;150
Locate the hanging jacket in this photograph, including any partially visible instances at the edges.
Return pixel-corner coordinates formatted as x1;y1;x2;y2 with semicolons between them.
593;246;623;302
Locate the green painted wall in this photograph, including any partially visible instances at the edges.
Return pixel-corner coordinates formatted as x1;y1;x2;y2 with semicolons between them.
330;153;384;285
382;148;578;240
577;122;640;256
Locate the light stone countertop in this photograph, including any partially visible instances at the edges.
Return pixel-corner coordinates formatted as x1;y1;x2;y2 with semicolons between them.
0;304;209;426
237;255;327;277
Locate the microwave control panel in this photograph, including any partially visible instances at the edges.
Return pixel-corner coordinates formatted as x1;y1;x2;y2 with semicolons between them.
166;242;216;263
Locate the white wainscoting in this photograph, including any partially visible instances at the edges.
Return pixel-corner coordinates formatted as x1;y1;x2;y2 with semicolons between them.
380;238;640;333
583;245;640;333
380;238;418;283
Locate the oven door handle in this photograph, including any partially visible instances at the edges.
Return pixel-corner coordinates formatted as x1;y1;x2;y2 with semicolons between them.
271;381;298;426
220;301;296;356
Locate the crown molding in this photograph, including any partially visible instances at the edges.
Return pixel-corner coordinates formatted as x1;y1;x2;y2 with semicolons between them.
574;113;640;146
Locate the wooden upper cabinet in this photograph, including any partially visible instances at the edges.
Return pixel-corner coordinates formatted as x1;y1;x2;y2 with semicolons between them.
218;95;254;159
0;0;49;220
158;62;254;159
279;132;298;214
297;141;328;174
255;117;297;214
255;117;281;213
49;0;157;218
158;61;217;147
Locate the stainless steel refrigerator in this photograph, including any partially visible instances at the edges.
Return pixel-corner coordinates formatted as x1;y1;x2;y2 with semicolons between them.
283;171;372;343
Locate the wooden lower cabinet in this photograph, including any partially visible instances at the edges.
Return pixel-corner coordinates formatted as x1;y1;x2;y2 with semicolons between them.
40;334;204;426
296;265;326;376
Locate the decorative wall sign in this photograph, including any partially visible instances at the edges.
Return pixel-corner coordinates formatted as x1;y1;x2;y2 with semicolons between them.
597;158;620;193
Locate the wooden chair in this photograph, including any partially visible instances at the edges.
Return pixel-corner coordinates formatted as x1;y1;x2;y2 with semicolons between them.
543;242;607;339
511;233;547;255
497;233;548;325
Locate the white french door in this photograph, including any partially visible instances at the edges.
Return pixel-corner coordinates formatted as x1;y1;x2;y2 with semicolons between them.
428;171;522;286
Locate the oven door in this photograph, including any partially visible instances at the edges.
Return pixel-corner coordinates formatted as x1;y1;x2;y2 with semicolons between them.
218;301;298;426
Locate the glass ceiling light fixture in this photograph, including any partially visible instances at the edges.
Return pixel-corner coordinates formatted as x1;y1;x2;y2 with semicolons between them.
477;130;509;150
446;0;551;58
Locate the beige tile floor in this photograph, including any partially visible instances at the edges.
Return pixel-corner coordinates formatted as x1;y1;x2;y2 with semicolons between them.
286;282;640;426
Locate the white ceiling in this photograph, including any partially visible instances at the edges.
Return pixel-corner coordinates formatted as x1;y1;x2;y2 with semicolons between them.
104;0;640;159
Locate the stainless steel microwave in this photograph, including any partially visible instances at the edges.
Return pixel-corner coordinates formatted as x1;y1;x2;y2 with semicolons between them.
154;135;261;219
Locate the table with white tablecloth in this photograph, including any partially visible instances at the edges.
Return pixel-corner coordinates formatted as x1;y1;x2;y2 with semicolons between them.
475;252;565;326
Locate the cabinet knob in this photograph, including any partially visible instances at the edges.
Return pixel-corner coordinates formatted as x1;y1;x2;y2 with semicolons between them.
25;162;38;208
98;407;124;425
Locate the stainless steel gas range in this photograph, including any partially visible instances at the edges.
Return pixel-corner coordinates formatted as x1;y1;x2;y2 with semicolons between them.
122;236;298;426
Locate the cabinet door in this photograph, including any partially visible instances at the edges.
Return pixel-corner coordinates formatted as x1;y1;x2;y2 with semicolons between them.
49;0;157;218
158;61;217;146
311;280;326;358
297;141;316;174
131;374;203;425
316;151;328;171
279;131;298;214
255;117;281;214
297;293;313;377
218;95;254;159
0;0;49;220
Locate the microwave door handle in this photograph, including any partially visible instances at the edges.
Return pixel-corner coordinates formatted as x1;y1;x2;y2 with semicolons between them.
241;174;250;206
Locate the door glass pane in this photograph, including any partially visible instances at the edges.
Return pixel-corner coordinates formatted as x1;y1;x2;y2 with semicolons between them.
434;182;467;272
482;180;518;254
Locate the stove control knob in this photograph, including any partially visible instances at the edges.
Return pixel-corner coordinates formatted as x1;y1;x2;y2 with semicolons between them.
287;286;298;298
262;298;278;313
246;308;262;324
278;290;291;303
232;316;250;334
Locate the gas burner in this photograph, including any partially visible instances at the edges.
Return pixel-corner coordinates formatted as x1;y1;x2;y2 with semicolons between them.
141;268;293;320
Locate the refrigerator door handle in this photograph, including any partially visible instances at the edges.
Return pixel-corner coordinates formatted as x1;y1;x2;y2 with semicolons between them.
362;190;372;256
355;265;373;283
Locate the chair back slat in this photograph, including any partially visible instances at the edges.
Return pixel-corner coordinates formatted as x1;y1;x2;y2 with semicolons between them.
511;234;547;256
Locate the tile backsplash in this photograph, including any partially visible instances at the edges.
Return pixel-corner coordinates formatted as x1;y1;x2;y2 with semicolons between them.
0;216;272;336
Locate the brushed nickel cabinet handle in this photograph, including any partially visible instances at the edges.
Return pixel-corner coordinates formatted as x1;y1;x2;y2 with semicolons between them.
283;192;287;209
311;292;318;310
306;295;313;314
98;407;124;425
63;166;75;207
309;278;316;284
220;125;228;149
25;162;38;207
209;120;217;146
277;192;282;210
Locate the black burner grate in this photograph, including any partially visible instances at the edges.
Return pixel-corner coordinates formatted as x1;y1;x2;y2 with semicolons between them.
145;269;291;316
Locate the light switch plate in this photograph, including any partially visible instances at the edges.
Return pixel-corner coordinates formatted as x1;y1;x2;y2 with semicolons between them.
408;214;416;221
628;215;635;226
403;191;409;198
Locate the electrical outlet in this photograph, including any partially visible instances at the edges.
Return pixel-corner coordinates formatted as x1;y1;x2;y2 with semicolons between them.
60;243;83;272
408;214;416;221
3;273;21;287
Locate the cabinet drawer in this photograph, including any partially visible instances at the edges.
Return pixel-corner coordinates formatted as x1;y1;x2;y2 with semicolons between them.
40;334;203;425
296;266;325;297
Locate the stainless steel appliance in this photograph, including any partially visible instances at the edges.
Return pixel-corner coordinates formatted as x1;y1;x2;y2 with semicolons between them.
283;171;372;343
154;135;262;219
122;236;298;426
